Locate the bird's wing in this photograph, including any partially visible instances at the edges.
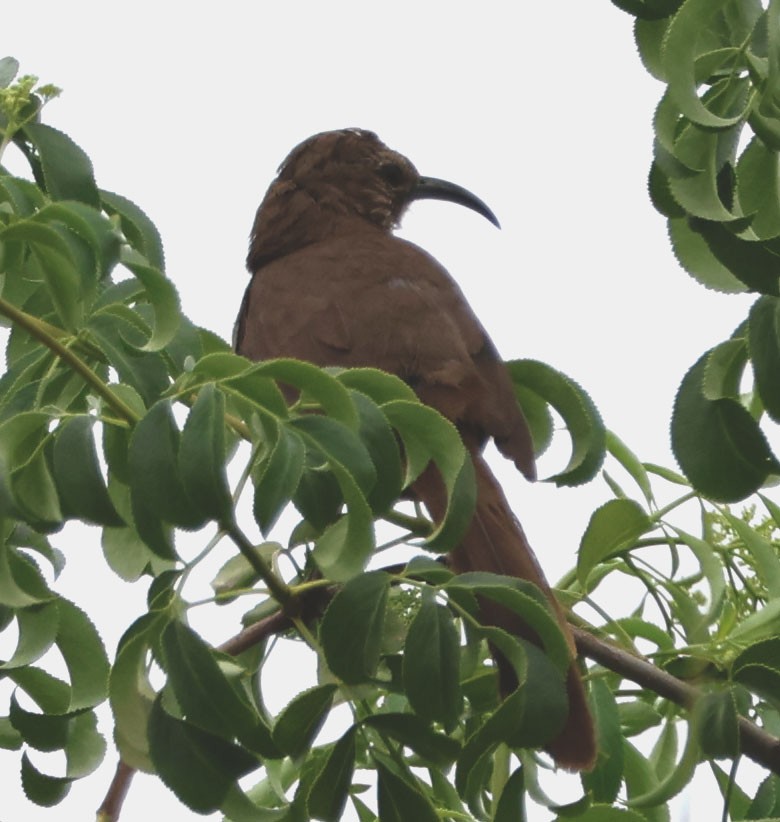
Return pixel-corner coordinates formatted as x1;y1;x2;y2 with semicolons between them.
235;229;535;477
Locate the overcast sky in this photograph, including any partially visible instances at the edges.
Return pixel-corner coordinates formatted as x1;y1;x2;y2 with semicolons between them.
2;3;760;820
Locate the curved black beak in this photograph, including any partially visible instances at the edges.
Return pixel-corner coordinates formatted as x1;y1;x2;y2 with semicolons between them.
410;176;500;228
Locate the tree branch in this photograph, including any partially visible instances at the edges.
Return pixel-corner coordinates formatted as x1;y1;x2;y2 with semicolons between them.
573;626;780;776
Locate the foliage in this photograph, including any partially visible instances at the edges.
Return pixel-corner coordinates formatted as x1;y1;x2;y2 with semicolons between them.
2;8;780;816
618;0;780;501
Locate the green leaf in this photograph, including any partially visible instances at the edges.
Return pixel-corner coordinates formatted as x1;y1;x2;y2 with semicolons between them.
178;383;232;521
252;358;359;427
363;713;460;767
733;637;780;701
307;727;356;822
56;598;109;710
37;200;121;279
320;571;389;683
446;573;571;673
0;601;59;669
694;689;739;759
350;389;403;511
749;295;780;421
0;56;19;87
51;416;123;526
672;350;778;501
20;753;71;807
253;427;305;534
375;755;438;822
161;620;278;757
737;136;780;240
506;360;606;486
272;683;337;758
148;697;258;814
606;430;654;503
494;767;526;822
556;806;647;821
290;415;377;497
672;528;726;623
689;218;780;295
724;510;780;597
583;679;624;804
119;249;180;351
0;542;54;607
10;692;69;750
382;399;475;551
11;445;62;531
668;216;748;292
403;596;462;731
629;715;700;808
22;123;99;206
128;399;205;533
336;367;417;404
578;499;652;584
662;0;756;128
101;189;165;271
109;614;162;770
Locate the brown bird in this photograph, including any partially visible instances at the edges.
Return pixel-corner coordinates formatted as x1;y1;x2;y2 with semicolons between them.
234;128;596;771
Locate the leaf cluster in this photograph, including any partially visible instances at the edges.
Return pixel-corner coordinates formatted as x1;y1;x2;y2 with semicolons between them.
615;0;780;502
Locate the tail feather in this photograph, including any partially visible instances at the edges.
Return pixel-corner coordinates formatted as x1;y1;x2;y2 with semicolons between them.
413;454;597;772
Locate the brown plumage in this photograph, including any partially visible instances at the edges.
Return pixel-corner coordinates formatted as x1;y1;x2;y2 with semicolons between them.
235;128;596;771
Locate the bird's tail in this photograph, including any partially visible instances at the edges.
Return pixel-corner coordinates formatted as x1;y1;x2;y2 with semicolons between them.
413;453;597;772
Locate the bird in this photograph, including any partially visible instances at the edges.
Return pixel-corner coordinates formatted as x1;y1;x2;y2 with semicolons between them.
234;128;596;771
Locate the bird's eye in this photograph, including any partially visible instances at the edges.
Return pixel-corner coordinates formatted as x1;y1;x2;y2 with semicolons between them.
378;162;405;188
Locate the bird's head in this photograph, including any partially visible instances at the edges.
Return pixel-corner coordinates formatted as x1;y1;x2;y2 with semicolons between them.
247;128;498;270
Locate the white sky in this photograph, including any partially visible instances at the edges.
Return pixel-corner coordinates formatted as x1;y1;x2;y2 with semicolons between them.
2;2;762;820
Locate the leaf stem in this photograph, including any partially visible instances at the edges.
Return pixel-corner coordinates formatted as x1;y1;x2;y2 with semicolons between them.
0;296;140;424
222;518;293;609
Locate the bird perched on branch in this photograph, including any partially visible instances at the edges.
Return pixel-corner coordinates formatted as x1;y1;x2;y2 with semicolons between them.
234;128;596;771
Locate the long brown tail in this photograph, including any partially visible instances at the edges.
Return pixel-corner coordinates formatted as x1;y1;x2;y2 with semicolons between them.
413;453;597;772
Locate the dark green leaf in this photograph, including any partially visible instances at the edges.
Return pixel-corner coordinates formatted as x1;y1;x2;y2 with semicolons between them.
0;600;59;669
307;727;356;822
56;598;109;710
148;697;258;814
101;188;165;271
667;216;748;292
363;713;460;766
253;427;305;534
119;248;180;351
350;390;403;511
506;360;606;486
382;399;475;551
20;753;71;807
672;350;778;501
161;620;278;757
694;689;739;759
403;597;462;730
583;679;624;803
178;383;232;521
494;767;526;822
0;541;54;607
749;295;780;420
22;123;99;206
52;416;123;526
446;573;571;672
128;399;205;532
272;684;337;758
321;572;389;683
375;755;438;822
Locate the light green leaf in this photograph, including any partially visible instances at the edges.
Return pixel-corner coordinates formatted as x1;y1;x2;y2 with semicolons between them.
578;499;652;584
